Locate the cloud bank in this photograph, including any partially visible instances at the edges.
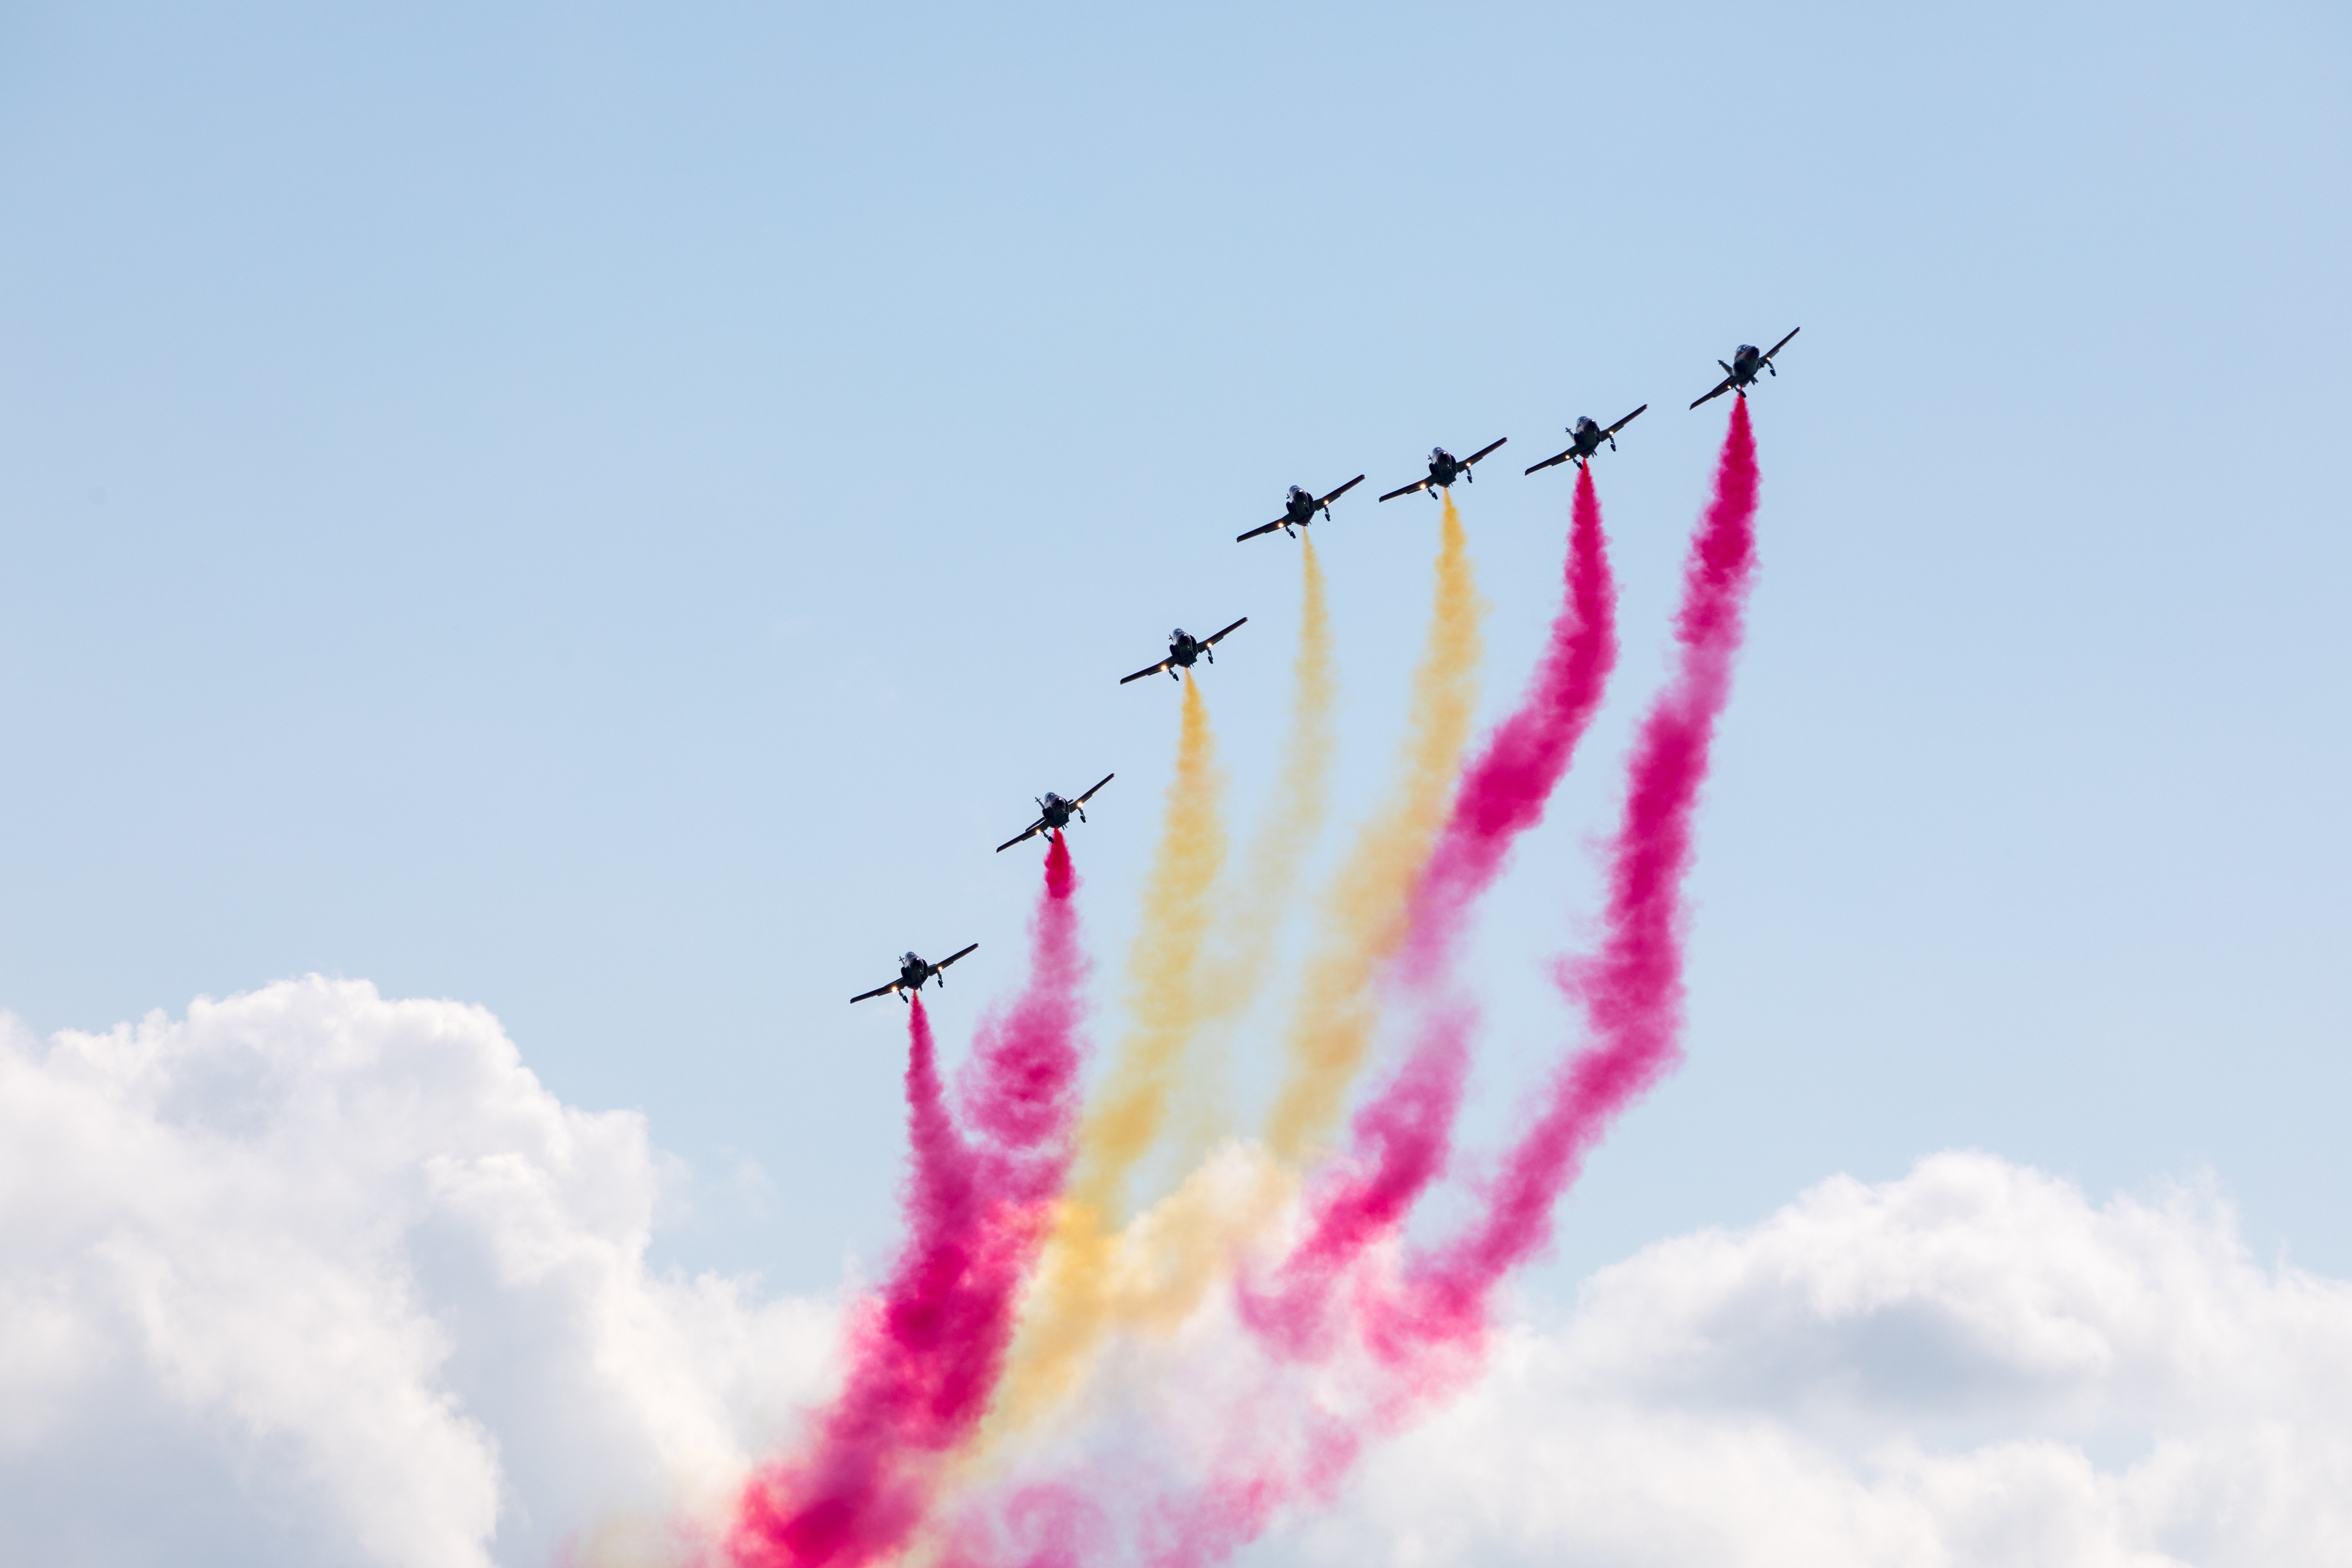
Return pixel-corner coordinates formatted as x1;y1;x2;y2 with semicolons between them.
0;977;833;1568
3;982;2346;1567
1299;1152;2352;1568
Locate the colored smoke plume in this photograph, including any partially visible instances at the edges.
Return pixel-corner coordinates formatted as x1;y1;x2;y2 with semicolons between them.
977;500;1484;1449
1263;491;1485;1160
1245;461;1619;1350
1386;396;1760;1345
990;674;1227;1429
728;836;1089;1568
1181;531;1340;1136
939;401;1764;1568
1401;463;1619;982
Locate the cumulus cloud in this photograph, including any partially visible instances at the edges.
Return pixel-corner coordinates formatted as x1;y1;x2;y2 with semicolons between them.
0;978;835;1568
1294;1153;2352;1568
7;986;2348;1568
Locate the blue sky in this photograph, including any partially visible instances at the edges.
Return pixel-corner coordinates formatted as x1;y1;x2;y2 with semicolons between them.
3;0;2347;1324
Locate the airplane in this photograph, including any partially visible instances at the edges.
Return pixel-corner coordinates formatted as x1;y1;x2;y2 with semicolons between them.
1238;475;1367;542
1378;439;1509;502
1120;619;1247;685
997;774;1115;853
1525;406;1648;475
850;944;978;1004
1689;329;1800;408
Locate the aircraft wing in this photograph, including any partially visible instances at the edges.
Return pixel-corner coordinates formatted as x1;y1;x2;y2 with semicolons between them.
850;980;899;1004
1317;474;1366;506
1377;477;1433;502
1120;658;1173;684
1762;327;1800;363
1074;772;1115;806
996;820;1046;853
1462;437;1509;468
1605;404;1648;437
1524;447;1575;475
1689;375;1736;410
936;943;979;972
1236;518;1287;542
1202;617;1247;647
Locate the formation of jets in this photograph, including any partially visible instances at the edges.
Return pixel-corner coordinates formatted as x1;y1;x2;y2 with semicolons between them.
854;333;1797;1003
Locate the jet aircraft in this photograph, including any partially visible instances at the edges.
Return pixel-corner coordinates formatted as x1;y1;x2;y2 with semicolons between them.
1237;475;1366;542
1689;329;1800;408
1525;406;1648;474
1120;619;1247;685
850;944;978;1004
996;774;1116;853
1378;439;1509;502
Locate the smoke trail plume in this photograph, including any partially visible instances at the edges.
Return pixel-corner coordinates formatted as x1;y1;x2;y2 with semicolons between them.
1188;532;1339;1094
1246;462;1620;1349
990;675;1226;1428
1263;492;1485;1160
933;403;1764;1568
1388;396;1760;1346
984;500;1485;1442
728;836;1089;1568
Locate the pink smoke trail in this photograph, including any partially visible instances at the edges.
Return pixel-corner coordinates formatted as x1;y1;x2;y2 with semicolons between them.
1399;462;1621;985
1380;394;1760;1353
729;835;1088;1568
1242;464;1619;1351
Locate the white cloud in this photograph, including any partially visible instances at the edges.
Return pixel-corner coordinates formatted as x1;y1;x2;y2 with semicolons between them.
8;985;2348;1568
0;978;835;1568
1295;1153;2352;1568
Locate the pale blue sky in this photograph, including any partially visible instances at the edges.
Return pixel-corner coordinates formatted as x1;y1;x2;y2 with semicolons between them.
2;0;2346;1307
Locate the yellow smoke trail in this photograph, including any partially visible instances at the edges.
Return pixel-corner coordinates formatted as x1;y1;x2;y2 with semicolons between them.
1162;534;1340;1168
1205;532;1338;1014
1264;491;1484;1158
988;671;1226;1428
976;504;1483;1447
1051;498;1484;1371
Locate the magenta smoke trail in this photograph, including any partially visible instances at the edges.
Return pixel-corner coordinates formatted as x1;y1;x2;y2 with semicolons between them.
1399;462;1622;984
1242;464;1619;1351
1380;392;1761;1353
730;835;1088;1568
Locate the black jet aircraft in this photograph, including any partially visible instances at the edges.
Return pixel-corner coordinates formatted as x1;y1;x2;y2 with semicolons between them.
1525;406;1648;475
1378;439;1509;502
1237;475;1367;542
1120;619;1247;685
1689;329;1800;408
996;774;1115;853
850;944;978;1004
